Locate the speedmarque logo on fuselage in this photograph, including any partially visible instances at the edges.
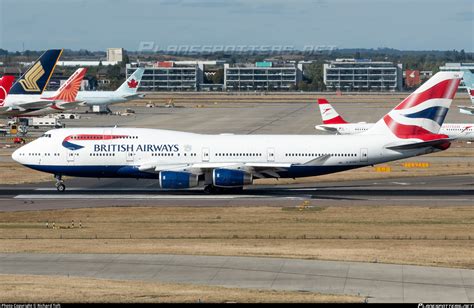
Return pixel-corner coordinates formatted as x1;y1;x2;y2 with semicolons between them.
62;134;179;153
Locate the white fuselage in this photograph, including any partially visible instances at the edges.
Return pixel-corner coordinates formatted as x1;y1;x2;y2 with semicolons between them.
315;123;474;141
12;127;444;187
42;91;131;106
2;94;49;107
0;94;77;117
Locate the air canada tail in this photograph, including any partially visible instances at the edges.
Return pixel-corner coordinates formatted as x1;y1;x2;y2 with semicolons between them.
45;68;87;102
0;76;15;107
462;69;474;104
364;71;463;142
116;68;144;94
317;98;348;124
9;49;63;95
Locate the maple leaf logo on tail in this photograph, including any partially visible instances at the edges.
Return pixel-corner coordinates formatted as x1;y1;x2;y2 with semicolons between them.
128;79;138;88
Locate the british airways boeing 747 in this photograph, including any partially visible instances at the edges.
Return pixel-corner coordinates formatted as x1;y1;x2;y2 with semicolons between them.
12;72;463;193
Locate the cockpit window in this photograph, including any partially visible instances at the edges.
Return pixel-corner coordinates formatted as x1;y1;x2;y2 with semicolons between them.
41;134;52;138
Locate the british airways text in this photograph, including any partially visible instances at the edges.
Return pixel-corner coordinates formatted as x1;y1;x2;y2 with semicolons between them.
93;144;179;152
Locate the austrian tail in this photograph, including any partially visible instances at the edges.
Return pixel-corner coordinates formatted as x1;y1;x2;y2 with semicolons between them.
317;98;348;124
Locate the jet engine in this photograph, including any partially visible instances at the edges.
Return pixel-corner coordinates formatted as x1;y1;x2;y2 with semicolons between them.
159;171;199;189
212;169;252;188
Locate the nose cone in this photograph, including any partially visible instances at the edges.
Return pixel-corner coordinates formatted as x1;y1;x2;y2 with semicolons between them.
12;147;22;163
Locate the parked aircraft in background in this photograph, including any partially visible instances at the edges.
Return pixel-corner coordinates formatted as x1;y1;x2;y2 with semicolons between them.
43;68;145;113
0;49;63;116
0;67;87;117
458;69;474;115
315;98;473;141
0;76;15;105
12;72;463;192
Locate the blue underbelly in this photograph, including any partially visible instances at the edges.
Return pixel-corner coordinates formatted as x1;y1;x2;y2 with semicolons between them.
24;164;363;179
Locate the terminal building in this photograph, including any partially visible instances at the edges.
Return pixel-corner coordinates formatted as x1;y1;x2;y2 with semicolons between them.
224;62;302;91
323;59;403;91
439;63;474;90
126;61;225;91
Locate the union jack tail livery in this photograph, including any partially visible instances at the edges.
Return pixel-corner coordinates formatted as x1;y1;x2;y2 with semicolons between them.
318;98;348;124
45;68;87;102
0;76;15;106
365;72;463;142
9;49;63;95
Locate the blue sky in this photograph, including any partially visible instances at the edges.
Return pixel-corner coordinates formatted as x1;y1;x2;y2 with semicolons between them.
0;0;472;52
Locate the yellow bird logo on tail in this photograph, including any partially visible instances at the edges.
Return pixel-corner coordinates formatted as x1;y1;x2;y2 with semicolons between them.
19;62;45;92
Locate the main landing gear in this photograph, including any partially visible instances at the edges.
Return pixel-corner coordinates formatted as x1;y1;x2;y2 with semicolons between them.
204;184;244;194
54;175;66;192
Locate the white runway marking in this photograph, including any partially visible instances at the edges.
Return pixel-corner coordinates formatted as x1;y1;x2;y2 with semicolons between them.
14;194;305;200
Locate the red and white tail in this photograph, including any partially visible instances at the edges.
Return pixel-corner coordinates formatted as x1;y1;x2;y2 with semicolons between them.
317;98;348;124
365;72;463;141
0;76;15;107
46;68;87;102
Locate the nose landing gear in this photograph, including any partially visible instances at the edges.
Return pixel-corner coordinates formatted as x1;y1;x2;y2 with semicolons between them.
54;175;66;192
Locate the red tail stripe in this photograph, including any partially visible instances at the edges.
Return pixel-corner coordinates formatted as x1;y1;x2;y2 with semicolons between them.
317;98;329;105
383;115;443;140
469;89;474;96
395;78;460;110
323;116;348;125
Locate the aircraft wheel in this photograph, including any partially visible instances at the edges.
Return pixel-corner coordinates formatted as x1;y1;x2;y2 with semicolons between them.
56;183;66;192
204;184;215;194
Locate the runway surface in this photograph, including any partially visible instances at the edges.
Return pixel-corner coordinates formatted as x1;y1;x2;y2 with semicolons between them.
1;253;472;303
0;175;472;211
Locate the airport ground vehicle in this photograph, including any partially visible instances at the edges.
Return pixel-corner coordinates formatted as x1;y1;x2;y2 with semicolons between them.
10;117;64;129
56;113;81;120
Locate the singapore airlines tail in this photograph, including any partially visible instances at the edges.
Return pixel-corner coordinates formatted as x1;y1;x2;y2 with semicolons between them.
318;98;348;124
9;49;63;95
364;71;463;147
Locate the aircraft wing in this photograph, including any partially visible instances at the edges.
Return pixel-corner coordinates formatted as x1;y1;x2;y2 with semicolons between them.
314;125;339;133
55;101;86;110
15;100;53;110
458;105;474;115
137;156;331;179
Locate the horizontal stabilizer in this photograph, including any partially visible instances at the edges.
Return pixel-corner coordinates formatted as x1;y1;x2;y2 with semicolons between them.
385;136;451;150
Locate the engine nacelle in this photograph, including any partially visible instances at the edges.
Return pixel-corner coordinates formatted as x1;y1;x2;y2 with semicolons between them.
159;171;198;189
212;169;252;188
